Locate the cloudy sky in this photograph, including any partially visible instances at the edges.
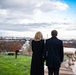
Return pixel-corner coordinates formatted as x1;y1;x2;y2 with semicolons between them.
0;0;76;39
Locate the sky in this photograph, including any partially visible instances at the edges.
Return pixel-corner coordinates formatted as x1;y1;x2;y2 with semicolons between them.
0;0;76;39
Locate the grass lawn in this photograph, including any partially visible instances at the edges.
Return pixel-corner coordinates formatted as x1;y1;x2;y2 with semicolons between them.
0;54;75;75
0;54;31;75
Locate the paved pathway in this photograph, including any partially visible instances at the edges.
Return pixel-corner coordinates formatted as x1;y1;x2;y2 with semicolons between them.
44;61;76;75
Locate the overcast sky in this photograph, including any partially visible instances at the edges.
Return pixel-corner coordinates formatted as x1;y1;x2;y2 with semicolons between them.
0;0;76;39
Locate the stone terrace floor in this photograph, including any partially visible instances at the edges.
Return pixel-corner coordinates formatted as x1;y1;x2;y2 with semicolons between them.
44;61;76;75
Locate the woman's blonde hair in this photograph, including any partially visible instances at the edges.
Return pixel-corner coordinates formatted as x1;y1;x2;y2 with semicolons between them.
34;31;43;41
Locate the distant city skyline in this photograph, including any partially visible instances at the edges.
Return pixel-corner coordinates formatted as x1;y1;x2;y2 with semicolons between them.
0;0;76;39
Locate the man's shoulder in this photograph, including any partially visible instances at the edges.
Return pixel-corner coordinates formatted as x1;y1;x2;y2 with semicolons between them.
57;39;63;43
46;38;51;41
46;38;52;43
57;38;62;41
46;37;62;41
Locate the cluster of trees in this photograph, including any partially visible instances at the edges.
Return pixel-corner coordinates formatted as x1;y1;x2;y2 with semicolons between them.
63;42;76;48
0;41;24;53
1;39;76;56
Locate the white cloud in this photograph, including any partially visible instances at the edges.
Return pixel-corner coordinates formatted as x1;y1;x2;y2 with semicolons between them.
0;0;68;12
0;0;69;23
39;1;68;12
0;9;7;15
0;30;35;37
0;0;76;39
0;0;35;8
0;9;8;18
0;22;76;39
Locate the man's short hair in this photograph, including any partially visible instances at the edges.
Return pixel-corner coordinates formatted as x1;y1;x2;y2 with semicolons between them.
51;30;58;37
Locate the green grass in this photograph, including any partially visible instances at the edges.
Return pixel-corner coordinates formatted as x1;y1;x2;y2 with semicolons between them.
0;55;31;75
0;54;75;75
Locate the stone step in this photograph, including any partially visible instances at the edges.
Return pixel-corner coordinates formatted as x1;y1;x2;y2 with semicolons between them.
59;68;74;75
44;61;76;75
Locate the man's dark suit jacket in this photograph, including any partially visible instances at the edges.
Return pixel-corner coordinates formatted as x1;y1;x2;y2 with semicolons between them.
45;36;64;68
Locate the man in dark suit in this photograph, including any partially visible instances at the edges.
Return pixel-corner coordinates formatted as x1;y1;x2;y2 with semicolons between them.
45;30;64;75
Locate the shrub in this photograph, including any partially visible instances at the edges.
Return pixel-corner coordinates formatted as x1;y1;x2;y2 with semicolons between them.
8;52;14;55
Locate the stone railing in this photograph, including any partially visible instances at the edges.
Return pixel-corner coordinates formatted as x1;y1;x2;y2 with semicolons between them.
64;47;76;67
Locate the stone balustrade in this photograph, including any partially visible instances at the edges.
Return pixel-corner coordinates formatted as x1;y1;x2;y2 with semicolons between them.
64;47;76;67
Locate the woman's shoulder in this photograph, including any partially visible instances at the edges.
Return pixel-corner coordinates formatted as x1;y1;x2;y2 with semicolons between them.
40;39;44;41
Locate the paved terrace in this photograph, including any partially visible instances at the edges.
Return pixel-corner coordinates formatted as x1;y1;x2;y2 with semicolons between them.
44;61;76;75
